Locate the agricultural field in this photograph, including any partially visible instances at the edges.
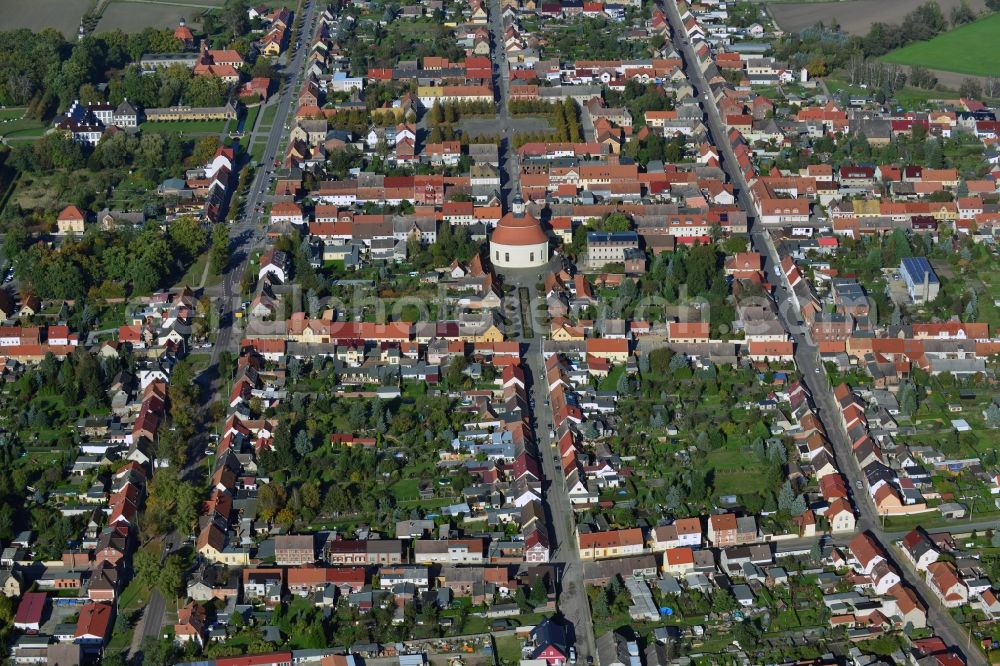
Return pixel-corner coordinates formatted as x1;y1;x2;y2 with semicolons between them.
769;0;987;34
0;0;91;37
96;0;214;32
882;13;1000;77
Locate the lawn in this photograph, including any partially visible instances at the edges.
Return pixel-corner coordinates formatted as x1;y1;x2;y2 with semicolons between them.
883;14;1000;77
118;579;150;613
259;104;279;129
390;477;422;501
598;365;626;391
0;0;89;37
251;141;267;162
0;117;47;141
704;446;774;496
174;249;217;289
242;104;261;134
97;1;214;33
494;635;523;665
0;108;27;121
143;119;228;135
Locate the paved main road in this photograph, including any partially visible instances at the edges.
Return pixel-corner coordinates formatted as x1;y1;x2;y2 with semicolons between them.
129;3;323;659
485;0;596;657
485;0;519;208
190;0;322;450
660;2;984;663
505;265;598;665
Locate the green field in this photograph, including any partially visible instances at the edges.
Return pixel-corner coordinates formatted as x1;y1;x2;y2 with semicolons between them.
143;119;228;135
883;14;1000;77
0;109;47;141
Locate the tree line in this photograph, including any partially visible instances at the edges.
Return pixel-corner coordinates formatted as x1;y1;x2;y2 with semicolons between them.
773;1;991;89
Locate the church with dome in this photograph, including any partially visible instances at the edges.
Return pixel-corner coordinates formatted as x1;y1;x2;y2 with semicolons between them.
490;196;550;270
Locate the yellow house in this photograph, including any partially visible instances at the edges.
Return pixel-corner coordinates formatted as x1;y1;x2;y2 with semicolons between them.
262;40;283;56
585;338;629;363
551;321;585;341
57;205;86;235
578;528;644;560
197;526;251;566
928;203;958;222
470;5;488;23
201;545;250;566
297;323;331;344
463;323;504;343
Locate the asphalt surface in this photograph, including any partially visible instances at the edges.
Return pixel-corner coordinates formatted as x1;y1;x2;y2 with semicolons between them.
189;0;322;458
486;2;597;658
517;291;598;664
486;0;519;208
660;2;985;663
128;4;322;659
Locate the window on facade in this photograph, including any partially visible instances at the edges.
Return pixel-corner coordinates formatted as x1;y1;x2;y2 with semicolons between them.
505;253;510;263
530;252;535;262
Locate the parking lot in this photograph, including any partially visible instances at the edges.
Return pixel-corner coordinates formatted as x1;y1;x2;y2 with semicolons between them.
883;267;913;307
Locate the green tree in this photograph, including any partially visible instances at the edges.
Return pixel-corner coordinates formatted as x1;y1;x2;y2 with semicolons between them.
168;215;207;263
950;0;976;24
140;637;178;666
158;554;184;597
778;480;795;513
210;225;230;274
600;213;632;232
295;430;313;457
712;589;737;615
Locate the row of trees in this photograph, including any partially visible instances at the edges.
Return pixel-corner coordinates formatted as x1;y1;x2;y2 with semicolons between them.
427;99;495;125
775;0;982;86
551;97;582;143
860;1;949;57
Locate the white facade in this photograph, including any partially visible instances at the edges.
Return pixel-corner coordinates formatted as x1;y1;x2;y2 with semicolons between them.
492;240;548;268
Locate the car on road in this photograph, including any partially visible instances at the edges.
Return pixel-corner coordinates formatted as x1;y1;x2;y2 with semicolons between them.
569;647;577;664
814;367;820;373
